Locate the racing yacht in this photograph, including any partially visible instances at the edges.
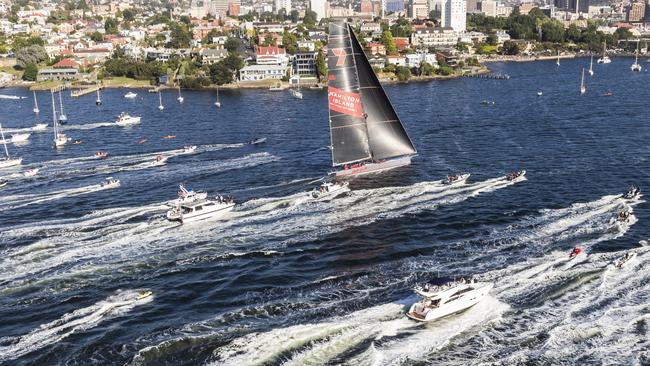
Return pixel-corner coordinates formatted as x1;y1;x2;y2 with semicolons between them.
327;21;417;178
441;173;470;185
0;122;22;168
309;181;350;200
406;278;493;322
167;196;235;224
115;113;141;126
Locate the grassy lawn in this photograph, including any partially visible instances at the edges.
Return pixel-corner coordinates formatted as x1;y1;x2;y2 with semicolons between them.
100;76;152;88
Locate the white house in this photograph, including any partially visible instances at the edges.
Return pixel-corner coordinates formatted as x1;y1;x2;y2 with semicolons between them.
239;64;286;81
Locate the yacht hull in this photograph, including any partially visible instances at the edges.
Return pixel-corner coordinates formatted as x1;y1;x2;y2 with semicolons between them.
334;156;413;179
407;282;493;322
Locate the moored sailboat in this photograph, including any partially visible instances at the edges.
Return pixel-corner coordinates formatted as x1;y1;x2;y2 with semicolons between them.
597;42;611;64
588;55;594;76
580;68;586;95
177;86;184;103
158;91;164;111
556;51;560;66
57;90;67;123
327;21;417;178
51;91;68;147
631;40;642;72
0;122;22;168
32;91;39;113
96;88;102;105
215;87;221;108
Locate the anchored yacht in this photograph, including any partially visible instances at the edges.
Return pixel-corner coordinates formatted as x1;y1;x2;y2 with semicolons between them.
406;278;493;322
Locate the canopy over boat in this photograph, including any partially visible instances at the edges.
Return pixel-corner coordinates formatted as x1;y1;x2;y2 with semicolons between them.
327;20;416;168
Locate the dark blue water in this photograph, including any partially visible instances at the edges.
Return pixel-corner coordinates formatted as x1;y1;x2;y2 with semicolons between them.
1;58;649;365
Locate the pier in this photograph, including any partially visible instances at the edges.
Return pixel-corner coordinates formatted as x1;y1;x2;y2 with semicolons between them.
71;85;102;97
465;73;510;80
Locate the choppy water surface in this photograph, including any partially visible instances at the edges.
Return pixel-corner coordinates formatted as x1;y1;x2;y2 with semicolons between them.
0;58;649;365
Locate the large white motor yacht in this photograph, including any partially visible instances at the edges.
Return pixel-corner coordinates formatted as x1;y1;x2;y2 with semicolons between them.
166;198;234;224
115;113;141;126
406;278;493;322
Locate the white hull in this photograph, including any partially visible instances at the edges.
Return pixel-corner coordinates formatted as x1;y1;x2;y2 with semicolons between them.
597;57;611;64
310;182;350;200
100;182;120;189
33;123;48;131
441;173;470;186
116;116;141;126
10;133;30;143
335;156;413;178
124;93;137;99
23;168;39;177
0;157;22;168
148;156;168;167
407;282;493;322
167;202;234;223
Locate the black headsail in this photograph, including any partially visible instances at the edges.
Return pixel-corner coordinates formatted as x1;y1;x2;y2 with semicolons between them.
347;23;417;160
327;21;372;166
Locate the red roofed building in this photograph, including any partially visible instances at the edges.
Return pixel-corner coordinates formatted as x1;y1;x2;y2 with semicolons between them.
53;58;79;69
256;45;289;65
367;42;386;55
394;37;410;51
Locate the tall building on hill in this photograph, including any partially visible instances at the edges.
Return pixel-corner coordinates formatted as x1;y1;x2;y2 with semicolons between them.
443;0;466;31
554;0;589;13
310;0;328;20
275;0;291;14
408;0;429;18
626;1;645;22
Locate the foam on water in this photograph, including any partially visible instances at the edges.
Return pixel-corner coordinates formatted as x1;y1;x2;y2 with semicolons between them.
0;289;152;362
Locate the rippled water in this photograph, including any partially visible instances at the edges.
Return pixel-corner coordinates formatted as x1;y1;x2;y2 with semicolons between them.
0;58;649;365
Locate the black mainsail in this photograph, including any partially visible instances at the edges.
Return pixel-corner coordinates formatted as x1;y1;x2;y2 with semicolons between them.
327;21;416;167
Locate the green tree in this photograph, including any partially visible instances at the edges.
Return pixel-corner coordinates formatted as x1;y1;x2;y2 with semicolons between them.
303;10;317;28
541;20;564;43
290;10;299;22
15;45;48;68
77;0;89;10
22;63;38;81
419;61;435;76
90;31;104;42
614;28;632;40
11;36;45;51
501;40;520;55
167;23;192;48
380;30;397;54
566;24;581;43
224;37;241;53
315;49;326;81
122;9;135;22
395;66;411;81
436;65;453;75
486;33;498;46
104;17;119;34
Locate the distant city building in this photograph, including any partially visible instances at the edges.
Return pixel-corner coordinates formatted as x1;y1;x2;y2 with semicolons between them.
479;0;497;16
626;1;646;22
387;0;405;12
407;0;429;18
360;22;382;33
554;0;589;14
410;27;458;47
275;0;291;14
310;0;328;20
466;0;478;12
443;0;466;31
517;2;536;15
360;0;374;13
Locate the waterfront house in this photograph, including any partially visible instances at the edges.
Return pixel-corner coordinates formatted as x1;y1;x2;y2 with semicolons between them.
37;68;79;81
201;48;229;65
293;52;317;76
255;46;289;66
239;64;286;81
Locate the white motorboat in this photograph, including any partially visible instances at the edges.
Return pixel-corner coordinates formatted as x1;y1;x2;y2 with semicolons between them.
537;90;543;96
166;198;235;224
310;181;350;200
623;185;640;199
95;151;108;159
33;123;48;131
115;113;141;126
406;278;493;322
124;92;137;99
0;122;22;168
23;168;39;177
0;179;7;188
10;133;30;143
441;173;470;185
100;176;120;189
506;170;526;181
290;88;303;99
182;145;197;153
32;91;40;113
613;251;636;268
148;155;168;167
174;184;208;204
0;95;22;100
250;137;266;145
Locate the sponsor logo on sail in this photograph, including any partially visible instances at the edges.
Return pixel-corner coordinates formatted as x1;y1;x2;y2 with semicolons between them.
328;87;364;117
331;48;347;67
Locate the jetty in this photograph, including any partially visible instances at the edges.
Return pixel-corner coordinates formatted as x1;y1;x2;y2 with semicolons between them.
465;73;510;80
71;85;102;97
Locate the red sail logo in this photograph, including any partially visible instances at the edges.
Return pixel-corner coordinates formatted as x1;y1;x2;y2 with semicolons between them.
328;87;364;118
332;48;347;67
